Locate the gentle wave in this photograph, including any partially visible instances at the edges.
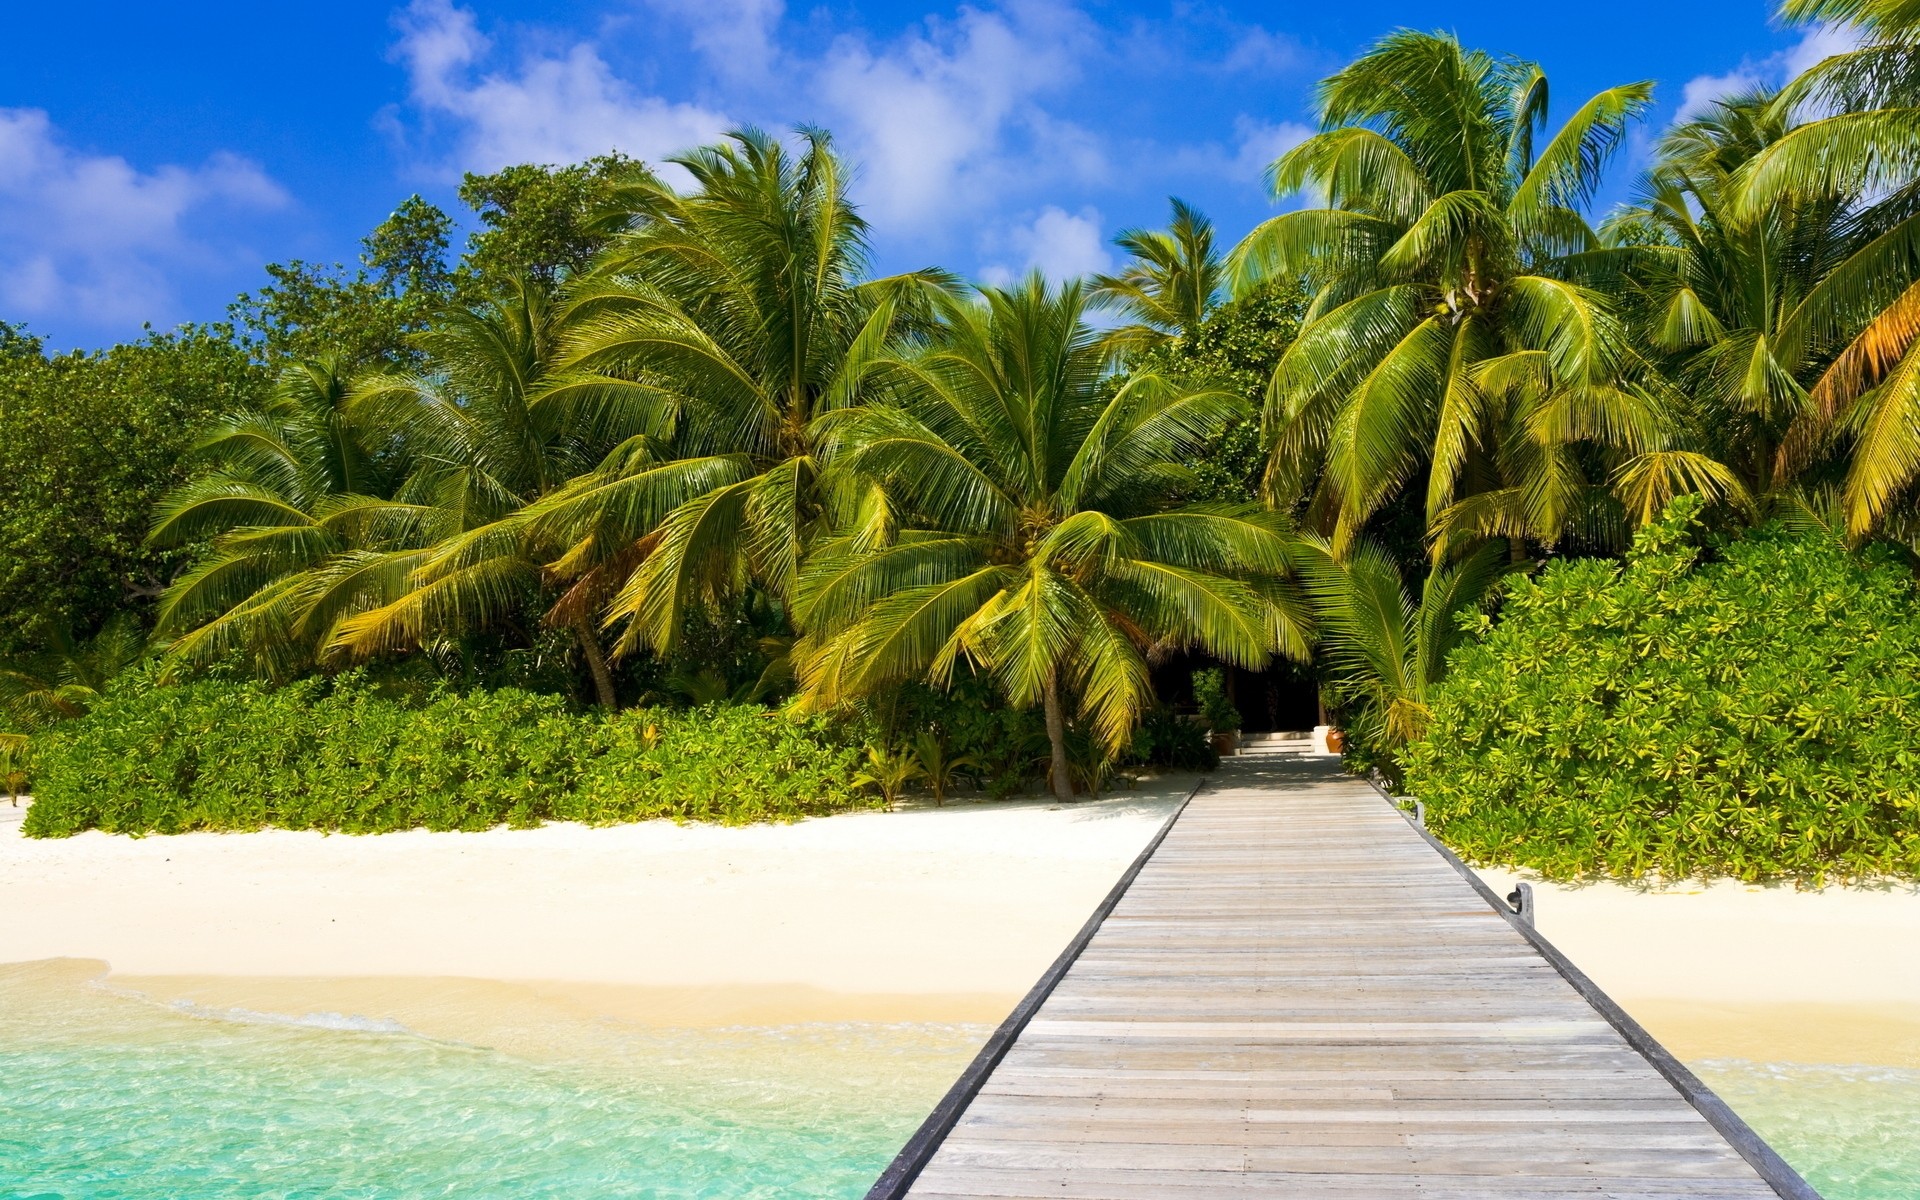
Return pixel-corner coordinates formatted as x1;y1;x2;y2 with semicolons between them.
1697;1059;1920;1199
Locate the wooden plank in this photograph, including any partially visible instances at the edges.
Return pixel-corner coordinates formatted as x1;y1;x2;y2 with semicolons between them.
870;762;1817;1200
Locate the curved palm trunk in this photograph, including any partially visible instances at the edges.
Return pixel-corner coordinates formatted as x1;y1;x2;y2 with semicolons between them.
1043;668;1074;802
570;612;619;711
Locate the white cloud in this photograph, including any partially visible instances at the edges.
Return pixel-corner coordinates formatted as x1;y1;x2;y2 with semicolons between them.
1231;117;1313;184
1782;21;1866;79
1673;22;1868;124
390;0;730;172
644;0;786;81
818;0;1105;229
1221;27;1305;75
1674;69;1765;123
980;205;1112;285
0;107;286;327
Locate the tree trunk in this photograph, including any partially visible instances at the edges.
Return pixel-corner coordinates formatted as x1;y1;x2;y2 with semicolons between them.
571;613;619;711
1044;668;1074;802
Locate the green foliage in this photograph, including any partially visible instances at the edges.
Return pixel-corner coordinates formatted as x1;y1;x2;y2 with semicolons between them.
24;675;875;837
454;156;635;296
231;197;453;368
565;706;873;824
1192;668;1241;735
851;743;925;805
0;329;267;653
906;731;976;805
796;275;1313;802
1235;30;1663;554
1299;539;1509;755
1126;282;1305;505
0;615;145;735
1404;497;1920;882
1125;705;1219;771
881;675;1050;798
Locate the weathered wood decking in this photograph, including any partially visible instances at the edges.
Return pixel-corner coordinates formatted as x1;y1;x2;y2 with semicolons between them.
870;760;1818;1200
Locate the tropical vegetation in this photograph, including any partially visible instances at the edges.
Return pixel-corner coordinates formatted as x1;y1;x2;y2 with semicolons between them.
7;11;1920;879
1405;498;1920;882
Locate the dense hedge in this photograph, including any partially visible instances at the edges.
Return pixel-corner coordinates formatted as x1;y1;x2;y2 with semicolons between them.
23;677;876;837
1404;499;1920;883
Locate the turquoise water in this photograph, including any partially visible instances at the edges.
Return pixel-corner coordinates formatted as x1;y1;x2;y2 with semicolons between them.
1;968;1914;1198
1698;1060;1920;1200
0;965;983;1199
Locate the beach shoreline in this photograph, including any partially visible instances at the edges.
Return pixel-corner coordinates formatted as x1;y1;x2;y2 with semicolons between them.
4;787;1917;1072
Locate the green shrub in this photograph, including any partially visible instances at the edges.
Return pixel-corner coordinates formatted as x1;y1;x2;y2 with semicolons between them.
563;706;871;824
23;675;876;837
1403;498;1920;883
1193;668;1241;735
881;676;1049;798
1126;706;1218;771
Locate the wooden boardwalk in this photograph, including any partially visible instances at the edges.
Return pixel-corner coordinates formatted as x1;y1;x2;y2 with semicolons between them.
870;760;1817;1200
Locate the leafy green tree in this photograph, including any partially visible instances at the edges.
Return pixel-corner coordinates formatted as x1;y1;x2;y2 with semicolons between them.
1596;89;1912;521
793;276;1313;800
1118;282;1307;505
0;615;144;733
326;279;608;695
232;196;453;368
526;129;953;659
1091;198;1226;356
0;329;266;654
1231;31;1663;555
455;156;637;297
159;283;639;706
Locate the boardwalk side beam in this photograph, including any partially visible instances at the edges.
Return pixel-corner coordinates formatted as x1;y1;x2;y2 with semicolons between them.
863;779;1205;1200
1365;777;1820;1200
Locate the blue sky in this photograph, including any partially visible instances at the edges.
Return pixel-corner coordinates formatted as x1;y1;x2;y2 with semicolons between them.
1;0;1847;349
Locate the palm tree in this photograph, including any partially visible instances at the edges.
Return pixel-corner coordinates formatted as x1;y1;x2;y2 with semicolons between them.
528;129;954;660
149;357;426;679
1090;198;1225;356
323;278;631;707
792;276;1313;800
1297;540;1508;751
1598;91;1869;517
1725;1;1920;538
1230;31;1664;556
0;615;144;732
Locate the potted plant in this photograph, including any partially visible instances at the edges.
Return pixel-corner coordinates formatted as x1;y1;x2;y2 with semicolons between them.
1194;668;1241;756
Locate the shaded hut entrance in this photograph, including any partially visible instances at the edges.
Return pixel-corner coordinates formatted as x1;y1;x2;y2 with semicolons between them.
1149;650;1318;734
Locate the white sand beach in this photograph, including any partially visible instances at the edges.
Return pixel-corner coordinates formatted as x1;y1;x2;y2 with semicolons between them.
1474;866;1920;1067
3;784;1917;1069
0;782;1191;1027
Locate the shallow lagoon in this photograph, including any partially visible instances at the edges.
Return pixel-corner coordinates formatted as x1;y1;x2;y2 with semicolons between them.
0;965;982;1199
1;966;1913;1199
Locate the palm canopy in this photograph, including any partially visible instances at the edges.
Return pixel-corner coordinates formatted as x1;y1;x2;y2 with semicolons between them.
148;356;434;679
0;615;144;733
319;278;634;704
1717;1;1920;538
1599;89;1920;524
1298;539;1508;750
150;282;637;702
1090;198;1225;356
793;275;1313;800
529;128;956;657
1230;30;1664;556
